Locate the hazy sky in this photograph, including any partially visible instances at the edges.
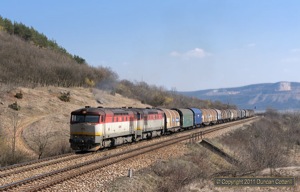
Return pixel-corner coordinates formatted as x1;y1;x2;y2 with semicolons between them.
1;0;300;91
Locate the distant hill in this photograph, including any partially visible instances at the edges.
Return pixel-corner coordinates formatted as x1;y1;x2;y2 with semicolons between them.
180;82;300;111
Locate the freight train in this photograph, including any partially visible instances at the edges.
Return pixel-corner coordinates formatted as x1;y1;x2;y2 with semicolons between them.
69;106;254;151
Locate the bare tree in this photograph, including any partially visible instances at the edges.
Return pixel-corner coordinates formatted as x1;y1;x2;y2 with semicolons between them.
0;111;31;166
9;111;19;162
26;125;56;159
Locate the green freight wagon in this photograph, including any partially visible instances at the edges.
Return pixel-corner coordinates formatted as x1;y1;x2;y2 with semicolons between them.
172;108;194;129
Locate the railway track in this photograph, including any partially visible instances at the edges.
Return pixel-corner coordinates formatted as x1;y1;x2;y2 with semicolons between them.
0;152;88;179
0;117;257;191
0;153;74;176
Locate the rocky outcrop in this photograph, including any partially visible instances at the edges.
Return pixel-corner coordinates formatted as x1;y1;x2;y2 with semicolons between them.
181;82;300;111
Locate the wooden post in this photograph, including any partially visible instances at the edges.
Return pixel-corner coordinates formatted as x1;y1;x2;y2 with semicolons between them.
128;169;133;178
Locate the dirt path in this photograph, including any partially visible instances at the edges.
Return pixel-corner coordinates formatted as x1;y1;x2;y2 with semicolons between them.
16;115;48;159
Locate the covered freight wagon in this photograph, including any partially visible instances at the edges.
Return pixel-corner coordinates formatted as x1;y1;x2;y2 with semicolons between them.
214;109;222;123
172;108;194;129
158;108;181;132
189;108;202;128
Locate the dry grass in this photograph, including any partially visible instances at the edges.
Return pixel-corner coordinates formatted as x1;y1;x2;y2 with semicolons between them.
0;85;150;164
108;144;234;192
107;112;300;192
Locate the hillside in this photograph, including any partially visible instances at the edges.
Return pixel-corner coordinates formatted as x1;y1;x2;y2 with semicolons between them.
0;16;86;64
0;28;232;109
181;81;300;111
0;30;117;87
0;16;233;165
0;85;150;162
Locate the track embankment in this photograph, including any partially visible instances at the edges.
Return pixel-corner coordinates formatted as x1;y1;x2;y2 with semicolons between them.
200;139;239;166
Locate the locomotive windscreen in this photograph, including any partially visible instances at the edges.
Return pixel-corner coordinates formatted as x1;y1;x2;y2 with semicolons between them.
71;115;100;124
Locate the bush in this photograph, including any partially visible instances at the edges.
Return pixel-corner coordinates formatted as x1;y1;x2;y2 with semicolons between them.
152;159;200;192
58;91;70;102
15;91;23;99
85;77;95;87
0;135;32;166
9;101;21;110
219;113;289;174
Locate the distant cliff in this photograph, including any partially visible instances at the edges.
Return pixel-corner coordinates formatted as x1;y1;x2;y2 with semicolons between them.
181;82;300;111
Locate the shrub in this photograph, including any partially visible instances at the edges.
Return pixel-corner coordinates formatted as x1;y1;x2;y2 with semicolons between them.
0;149;32;166
58;91;70;102
85;77;95;87
152;159;200;192
219;114;289;174
9;101;21;110
15;91;23;99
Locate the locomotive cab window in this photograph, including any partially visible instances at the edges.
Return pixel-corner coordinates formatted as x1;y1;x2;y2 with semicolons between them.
85;115;100;123
71;115;84;123
71;115;100;124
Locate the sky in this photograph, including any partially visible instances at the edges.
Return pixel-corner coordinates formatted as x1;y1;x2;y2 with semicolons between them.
1;0;300;91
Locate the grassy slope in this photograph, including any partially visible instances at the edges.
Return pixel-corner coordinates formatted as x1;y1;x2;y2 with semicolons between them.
0;85;151;158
